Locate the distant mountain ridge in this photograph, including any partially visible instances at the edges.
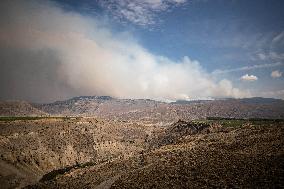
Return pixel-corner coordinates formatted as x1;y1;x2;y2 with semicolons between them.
55;96;113;103
1;96;284;121
238;97;283;104
172;97;283;104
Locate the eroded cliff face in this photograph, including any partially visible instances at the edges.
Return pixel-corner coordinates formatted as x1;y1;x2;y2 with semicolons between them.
24;120;284;189
1;117;284;189
0;117;150;188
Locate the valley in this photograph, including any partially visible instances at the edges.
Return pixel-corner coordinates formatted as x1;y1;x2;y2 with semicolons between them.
0;97;284;188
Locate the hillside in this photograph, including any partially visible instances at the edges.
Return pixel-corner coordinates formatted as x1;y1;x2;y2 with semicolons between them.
1;97;284;121
1;97;284;188
0;117;151;188
0;101;47;117
25;119;284;188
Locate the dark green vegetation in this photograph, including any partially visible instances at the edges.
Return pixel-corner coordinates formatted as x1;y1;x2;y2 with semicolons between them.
39;165;75;182
205;117;284;127
39;161;97;182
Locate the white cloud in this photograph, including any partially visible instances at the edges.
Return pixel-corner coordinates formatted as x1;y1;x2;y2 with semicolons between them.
0;0;249;102
98;0;187;26
271;70;282;78
213;62;283;74
240;74;258;82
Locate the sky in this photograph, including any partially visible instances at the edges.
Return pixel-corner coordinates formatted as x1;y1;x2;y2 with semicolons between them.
0;0;283;102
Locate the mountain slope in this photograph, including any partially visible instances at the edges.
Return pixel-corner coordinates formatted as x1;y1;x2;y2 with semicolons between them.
0;101;47;116
35;96;284;122
27;120;284;188
1;96;284;121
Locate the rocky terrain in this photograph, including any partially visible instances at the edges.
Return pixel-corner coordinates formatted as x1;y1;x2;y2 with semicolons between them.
0;96;283;188
0;117;151;188
25;119;284;188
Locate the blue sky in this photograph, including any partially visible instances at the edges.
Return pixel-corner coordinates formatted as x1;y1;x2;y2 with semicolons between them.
53;0;284;63
53;0;284;96
0;0;284;102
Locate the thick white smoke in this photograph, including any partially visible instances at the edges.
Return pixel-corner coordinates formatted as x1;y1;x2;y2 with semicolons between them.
0;0;249;102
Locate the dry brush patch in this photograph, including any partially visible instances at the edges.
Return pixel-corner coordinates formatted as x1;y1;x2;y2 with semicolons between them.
24;120;284;189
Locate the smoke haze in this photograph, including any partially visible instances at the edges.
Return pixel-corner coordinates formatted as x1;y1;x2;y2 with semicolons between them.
0;0;249;102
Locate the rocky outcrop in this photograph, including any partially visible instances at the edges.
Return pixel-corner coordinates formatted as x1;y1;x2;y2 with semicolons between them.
149;120;210;148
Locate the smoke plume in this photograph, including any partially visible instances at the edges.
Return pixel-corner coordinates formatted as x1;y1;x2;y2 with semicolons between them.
0;0;248;102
